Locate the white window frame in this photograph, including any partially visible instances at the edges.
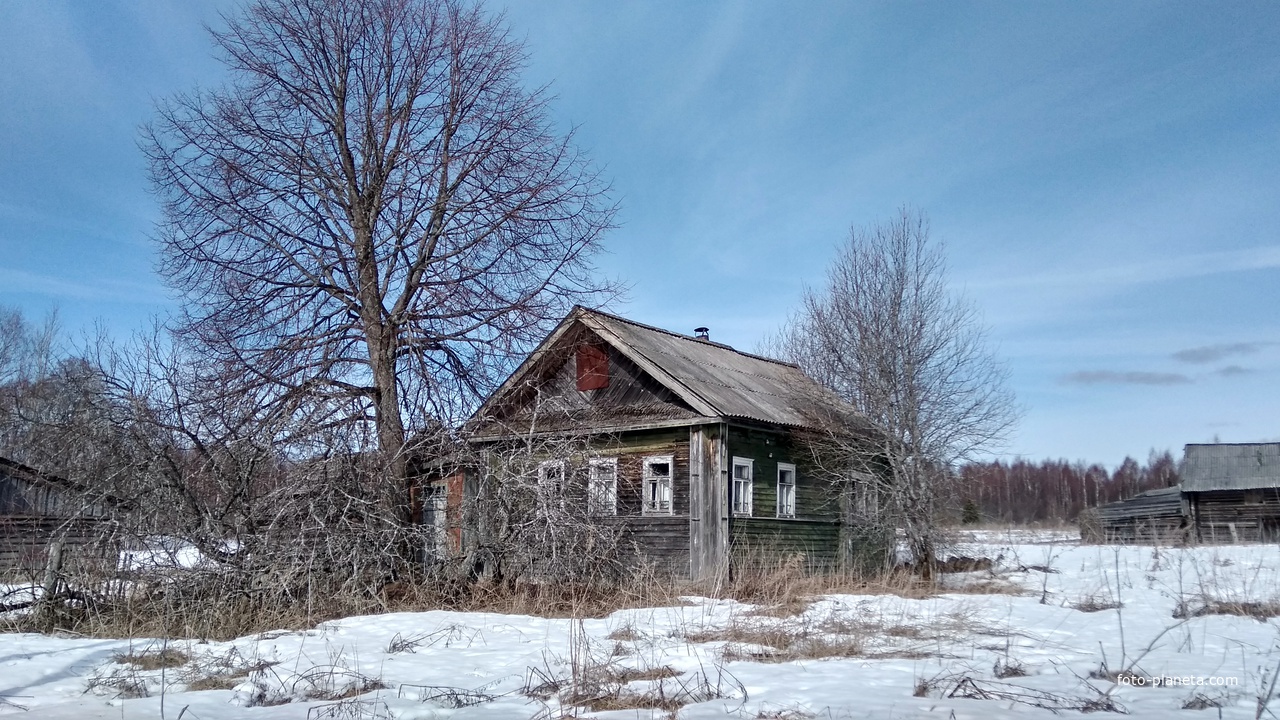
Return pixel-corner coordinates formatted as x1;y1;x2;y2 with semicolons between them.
776;462;796;518
538;459;566;511
732;457;754;517
588;457;618;516
642;455;674;516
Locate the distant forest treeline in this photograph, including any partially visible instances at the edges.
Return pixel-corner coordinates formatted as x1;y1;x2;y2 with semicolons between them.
957;452;1179;524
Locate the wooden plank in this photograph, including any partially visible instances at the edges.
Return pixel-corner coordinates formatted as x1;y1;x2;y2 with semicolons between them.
689;424;728;582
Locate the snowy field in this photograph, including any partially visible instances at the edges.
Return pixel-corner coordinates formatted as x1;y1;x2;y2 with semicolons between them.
3;534;1280;719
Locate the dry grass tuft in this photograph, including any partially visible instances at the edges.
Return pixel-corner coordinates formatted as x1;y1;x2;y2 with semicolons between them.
687;621;865;663
113;647;189;670
604;665;682;683
992;657;1028;678
1071;595;1122;613
606;623;642;642
185;673;242;691
1174;598;1280;620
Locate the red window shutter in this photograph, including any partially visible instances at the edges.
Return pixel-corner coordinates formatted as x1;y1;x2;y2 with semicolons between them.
576;343;609;390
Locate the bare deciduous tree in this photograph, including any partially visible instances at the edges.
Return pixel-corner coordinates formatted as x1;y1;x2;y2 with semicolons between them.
143;0;617;524
768;208;1018;576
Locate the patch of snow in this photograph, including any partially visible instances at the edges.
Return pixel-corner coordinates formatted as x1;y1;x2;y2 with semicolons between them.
3;539;1279;718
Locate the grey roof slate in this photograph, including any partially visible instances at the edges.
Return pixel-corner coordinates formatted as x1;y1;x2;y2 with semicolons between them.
1179;443;1280;492
585;309;863;429
473;307;870;432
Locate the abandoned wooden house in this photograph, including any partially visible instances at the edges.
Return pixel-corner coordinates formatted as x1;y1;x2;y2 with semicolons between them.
428;307;883;581
0;456;122;574
1180;442;1280;543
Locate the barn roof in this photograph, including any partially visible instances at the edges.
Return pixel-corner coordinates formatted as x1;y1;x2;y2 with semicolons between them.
1180;442;1280;492
472;306;871;433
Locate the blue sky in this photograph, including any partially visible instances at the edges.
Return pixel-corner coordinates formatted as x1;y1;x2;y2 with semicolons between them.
2;1;1278;467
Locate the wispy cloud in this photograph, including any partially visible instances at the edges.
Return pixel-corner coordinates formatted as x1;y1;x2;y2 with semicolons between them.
0;267;165;303
1173;342;1267;364
971;245;1280;293
1215;365;1253;377
1060;370;1192;386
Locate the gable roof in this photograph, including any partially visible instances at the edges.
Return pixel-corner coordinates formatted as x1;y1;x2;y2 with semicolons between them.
1180;442;1280;492
471;306;869;433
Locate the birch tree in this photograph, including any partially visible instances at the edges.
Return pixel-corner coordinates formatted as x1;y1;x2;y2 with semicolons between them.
770;209;1018;576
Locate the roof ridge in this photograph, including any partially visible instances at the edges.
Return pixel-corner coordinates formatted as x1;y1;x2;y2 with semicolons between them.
1186;442;1280;448
575;305;801;370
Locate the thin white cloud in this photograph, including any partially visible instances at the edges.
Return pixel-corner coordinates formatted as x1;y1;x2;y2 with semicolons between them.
0;267;165;303
1173;342;1267;364
1060;370;1192;386
974;245;1280;293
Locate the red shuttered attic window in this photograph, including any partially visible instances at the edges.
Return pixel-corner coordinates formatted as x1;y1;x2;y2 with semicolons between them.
576;343;609;391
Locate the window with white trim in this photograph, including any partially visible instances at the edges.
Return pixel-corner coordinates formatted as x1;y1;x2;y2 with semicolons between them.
776;462;796;518
538;460;565;511
588;458;618;516
732;457;753;516
642;456;673;515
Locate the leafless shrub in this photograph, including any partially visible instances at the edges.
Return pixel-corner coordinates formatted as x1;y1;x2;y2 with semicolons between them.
306;698;393;720
933;674;1127;714
993;657;1028;679
1073;595;1123;613
385;624;477;654
397;683;498;708
1182;692;1227;710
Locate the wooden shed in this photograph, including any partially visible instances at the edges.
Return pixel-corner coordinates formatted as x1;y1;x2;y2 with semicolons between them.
1181;442;1280;543
451;307;885;581
1083;486;1187;544
0;456;122;575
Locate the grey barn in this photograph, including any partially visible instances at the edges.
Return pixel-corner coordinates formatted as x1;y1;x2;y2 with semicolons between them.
1181;442;1280;543
1088;442;1280;544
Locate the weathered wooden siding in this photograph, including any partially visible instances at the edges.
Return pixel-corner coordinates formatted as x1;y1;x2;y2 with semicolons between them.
481;327;701;434
1083;488;1186;544
0;517;119;576
607;516;690;577
1190;489;1280;543
728;518;842;572
723;425;844;574
598;427;691;517
725;426;839;521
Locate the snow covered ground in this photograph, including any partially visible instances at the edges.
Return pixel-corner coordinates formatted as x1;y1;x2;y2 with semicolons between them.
3;536;1279;719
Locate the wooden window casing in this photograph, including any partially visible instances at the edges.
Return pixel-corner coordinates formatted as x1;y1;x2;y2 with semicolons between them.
538;460;566;513
588;458;618;516
776;462;796;518
732;457;754;517
642;456;674;516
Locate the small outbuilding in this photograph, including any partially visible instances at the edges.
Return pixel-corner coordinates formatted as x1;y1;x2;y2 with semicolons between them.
0;456;122;575
1083;486;1186;544
1181;442;1280;543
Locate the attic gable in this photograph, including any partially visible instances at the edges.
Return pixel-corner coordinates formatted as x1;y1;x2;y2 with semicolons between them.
470;319;701;436
470;307;872;437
